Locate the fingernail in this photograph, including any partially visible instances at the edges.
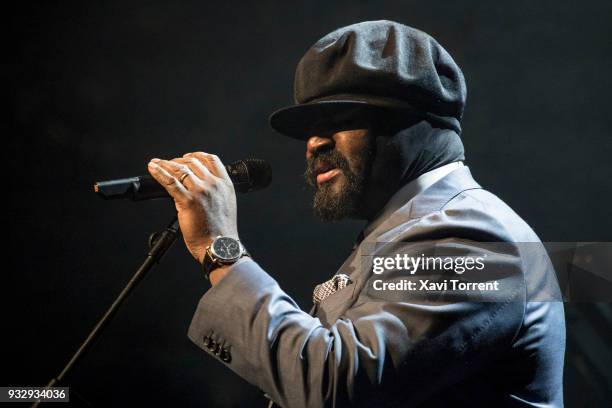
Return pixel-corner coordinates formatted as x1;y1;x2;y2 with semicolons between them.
150;158;161;163
148;162;159;169
183;153;192;157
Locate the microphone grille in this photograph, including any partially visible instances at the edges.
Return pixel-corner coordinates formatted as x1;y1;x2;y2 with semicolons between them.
231;158;272;193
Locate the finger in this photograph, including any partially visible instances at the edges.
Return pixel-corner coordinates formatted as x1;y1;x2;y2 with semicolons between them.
157;159;200;189
172;157;212;180
147;159;191;201
185;152;230;180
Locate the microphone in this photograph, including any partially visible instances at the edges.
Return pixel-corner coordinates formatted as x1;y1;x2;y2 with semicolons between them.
94;158;272;201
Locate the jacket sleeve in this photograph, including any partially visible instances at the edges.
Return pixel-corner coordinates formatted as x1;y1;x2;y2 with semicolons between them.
187;235;527;407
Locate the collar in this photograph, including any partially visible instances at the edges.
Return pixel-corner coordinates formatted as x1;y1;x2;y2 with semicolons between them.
362;161;465;238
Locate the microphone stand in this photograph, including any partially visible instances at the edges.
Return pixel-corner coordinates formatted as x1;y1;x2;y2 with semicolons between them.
32;217;180;407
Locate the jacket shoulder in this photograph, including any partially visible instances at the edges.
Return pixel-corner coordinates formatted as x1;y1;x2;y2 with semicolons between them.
439;187;542;243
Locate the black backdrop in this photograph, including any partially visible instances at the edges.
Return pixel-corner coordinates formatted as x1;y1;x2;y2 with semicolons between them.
6;1;612;407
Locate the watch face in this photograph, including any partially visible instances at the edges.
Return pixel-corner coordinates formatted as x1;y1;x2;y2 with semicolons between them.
211;237;241;261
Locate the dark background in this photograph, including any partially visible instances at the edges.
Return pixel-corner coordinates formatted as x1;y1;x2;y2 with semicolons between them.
5;1;612;407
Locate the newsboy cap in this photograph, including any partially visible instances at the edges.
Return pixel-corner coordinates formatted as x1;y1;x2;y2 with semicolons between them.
269;20;467;139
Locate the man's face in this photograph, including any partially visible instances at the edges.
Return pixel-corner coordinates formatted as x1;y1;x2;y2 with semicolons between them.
305;129;374;221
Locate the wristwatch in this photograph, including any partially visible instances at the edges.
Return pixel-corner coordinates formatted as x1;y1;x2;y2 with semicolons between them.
202;236;250;280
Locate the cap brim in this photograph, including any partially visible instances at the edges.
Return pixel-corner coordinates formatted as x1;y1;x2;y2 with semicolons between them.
269;96;462;139
269;100;390;140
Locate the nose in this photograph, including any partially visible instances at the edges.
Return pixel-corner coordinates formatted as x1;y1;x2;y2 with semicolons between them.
306;135;334;160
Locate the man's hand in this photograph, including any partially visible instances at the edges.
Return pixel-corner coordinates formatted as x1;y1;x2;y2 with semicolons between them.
147;152;239;265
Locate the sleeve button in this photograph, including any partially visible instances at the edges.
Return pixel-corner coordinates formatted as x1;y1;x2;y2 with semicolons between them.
220;347;232;363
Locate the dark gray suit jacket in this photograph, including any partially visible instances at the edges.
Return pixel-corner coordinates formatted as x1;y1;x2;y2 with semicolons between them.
187;166;566;407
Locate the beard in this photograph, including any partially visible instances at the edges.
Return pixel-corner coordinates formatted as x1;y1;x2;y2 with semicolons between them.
305;147;373;222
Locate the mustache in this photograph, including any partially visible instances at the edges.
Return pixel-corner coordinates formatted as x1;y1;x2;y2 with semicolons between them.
304;150;351;187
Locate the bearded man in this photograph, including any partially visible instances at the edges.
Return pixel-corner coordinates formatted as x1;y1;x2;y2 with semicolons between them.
147;20;565;408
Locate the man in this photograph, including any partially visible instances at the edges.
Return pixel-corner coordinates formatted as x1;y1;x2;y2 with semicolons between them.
147;21;565;407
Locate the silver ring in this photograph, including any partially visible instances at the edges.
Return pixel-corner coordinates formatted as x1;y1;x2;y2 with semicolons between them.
179;172;190;185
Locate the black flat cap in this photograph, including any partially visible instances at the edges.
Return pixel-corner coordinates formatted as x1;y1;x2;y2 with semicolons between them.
269;20;466;139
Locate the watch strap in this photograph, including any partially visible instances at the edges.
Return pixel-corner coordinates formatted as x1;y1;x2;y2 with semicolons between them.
202;249;216;280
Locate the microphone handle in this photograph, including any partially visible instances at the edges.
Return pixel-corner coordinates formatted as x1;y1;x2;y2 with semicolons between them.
94;175;170;201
